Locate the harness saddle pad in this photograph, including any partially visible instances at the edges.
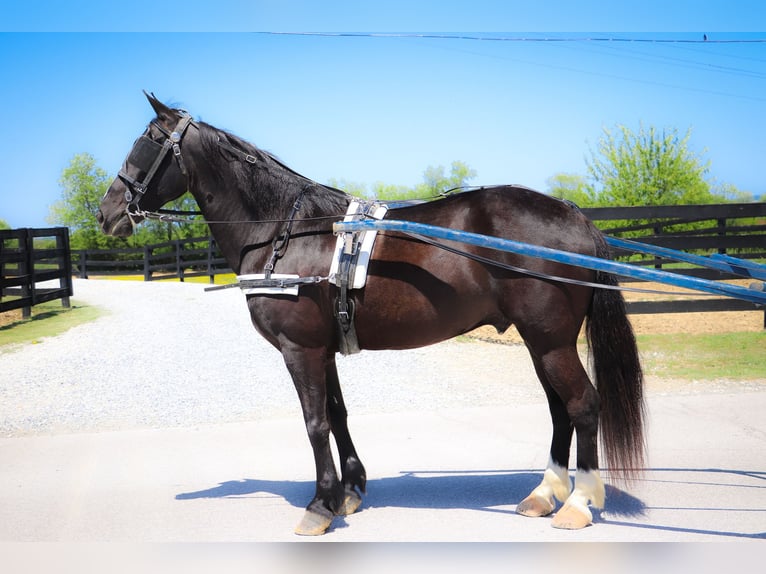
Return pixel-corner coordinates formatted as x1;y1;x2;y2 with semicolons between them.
329;200;388;289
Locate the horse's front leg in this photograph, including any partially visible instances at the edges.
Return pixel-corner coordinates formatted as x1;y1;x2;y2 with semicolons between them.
283;346;345;536
325;356;366;515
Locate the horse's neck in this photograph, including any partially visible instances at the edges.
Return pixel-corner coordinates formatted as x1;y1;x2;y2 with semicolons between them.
189;174;279;275
189;155;317;274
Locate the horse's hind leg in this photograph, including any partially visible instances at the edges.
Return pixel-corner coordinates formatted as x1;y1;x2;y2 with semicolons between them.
519;346;605;529
516;374;573;517
325;356;366;515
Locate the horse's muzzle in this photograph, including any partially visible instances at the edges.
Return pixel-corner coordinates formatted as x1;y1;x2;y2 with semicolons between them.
96;208;135;237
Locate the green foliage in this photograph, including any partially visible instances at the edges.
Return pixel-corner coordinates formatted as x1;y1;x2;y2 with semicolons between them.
712;182;755;203
549;124;755;209
546;173;596;207
418;161;477;196
48;153;114;249
48;153;208;249
138;193;209;242
546;123;758;241
329;161;477;202
0;218;10;230
586;124;715;207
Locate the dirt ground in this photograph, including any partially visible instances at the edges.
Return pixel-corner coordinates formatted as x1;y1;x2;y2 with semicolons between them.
468;280;764;344
0;308;24;328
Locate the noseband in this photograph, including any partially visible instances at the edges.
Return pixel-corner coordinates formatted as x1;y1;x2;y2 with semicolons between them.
118;113;194;214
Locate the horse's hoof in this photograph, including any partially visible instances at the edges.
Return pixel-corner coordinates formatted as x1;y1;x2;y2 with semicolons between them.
339;488;362;516
294;510;333;536
551;502;592;530
516;493;555;517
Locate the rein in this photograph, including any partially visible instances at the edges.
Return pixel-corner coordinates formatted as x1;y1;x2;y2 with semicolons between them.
130;207;343;226
132;210;715;299
120;116;713;299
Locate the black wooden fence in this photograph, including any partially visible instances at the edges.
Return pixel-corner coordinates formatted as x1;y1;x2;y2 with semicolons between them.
73;236;231;282
0;227;73;318
582;202;766;320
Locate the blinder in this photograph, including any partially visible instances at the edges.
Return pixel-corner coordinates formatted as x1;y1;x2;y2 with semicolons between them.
117;113;194;212
128;135;164;174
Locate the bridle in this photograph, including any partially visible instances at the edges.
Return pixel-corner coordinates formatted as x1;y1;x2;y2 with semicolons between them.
117;112;195;216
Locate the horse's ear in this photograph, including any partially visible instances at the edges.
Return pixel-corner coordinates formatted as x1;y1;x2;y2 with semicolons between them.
143;90;175;122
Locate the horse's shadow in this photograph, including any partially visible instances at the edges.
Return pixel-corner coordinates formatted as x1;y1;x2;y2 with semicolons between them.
175;469;645;518
176;468;766;539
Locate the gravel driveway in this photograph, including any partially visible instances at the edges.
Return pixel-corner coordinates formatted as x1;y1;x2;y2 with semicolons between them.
1;279;545;437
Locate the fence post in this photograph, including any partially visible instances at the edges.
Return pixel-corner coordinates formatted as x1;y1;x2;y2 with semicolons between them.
57;229;72;308
78;250;88;279
176;239;184;282
144;244;152;281
21;228;33;318
207;237;215;284
0;231;5;304
717;218;727;255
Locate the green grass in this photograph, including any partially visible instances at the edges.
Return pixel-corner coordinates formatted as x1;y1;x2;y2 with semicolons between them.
636;331;766;380
0;300;104;349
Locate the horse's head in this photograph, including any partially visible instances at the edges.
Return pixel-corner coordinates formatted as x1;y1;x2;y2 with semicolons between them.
98;92;194;237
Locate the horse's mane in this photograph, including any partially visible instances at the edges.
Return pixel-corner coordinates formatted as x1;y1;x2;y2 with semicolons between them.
196;121;350;220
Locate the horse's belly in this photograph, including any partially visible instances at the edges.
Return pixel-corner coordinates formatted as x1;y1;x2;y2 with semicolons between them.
353;283;501;350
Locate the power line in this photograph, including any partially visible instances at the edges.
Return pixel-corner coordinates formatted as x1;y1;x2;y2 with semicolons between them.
257;32;766;44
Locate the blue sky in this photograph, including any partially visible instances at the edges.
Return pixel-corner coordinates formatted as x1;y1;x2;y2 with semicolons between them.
1;1;765;228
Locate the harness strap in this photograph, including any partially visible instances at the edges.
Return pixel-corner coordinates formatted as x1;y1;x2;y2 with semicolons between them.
264;187;309;278
204;275;327;292
217;136;259;164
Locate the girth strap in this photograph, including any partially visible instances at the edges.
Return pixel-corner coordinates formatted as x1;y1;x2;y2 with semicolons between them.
334;243;360;355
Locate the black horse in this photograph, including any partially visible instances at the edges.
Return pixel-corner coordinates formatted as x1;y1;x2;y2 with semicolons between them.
98;93;644;535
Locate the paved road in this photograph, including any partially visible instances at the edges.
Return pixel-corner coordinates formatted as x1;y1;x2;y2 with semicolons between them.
1;391;763;543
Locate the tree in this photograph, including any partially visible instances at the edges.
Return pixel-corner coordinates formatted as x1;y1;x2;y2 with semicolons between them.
417;161;477;196
712;182;754;203
0;218;10;230
546;173;594;207
586;124;715;206
49;153;209;249
48;153;116;249
329;160;477;202
139;193;209;243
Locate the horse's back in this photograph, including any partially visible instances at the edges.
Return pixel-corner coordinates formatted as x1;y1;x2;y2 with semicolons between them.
355;186;600;350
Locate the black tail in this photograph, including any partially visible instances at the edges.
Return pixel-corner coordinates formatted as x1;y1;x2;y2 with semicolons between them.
586;228;646;482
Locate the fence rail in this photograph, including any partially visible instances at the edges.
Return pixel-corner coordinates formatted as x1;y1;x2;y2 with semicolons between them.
73;236;231;282
1;227;73;317
581;203;765;321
